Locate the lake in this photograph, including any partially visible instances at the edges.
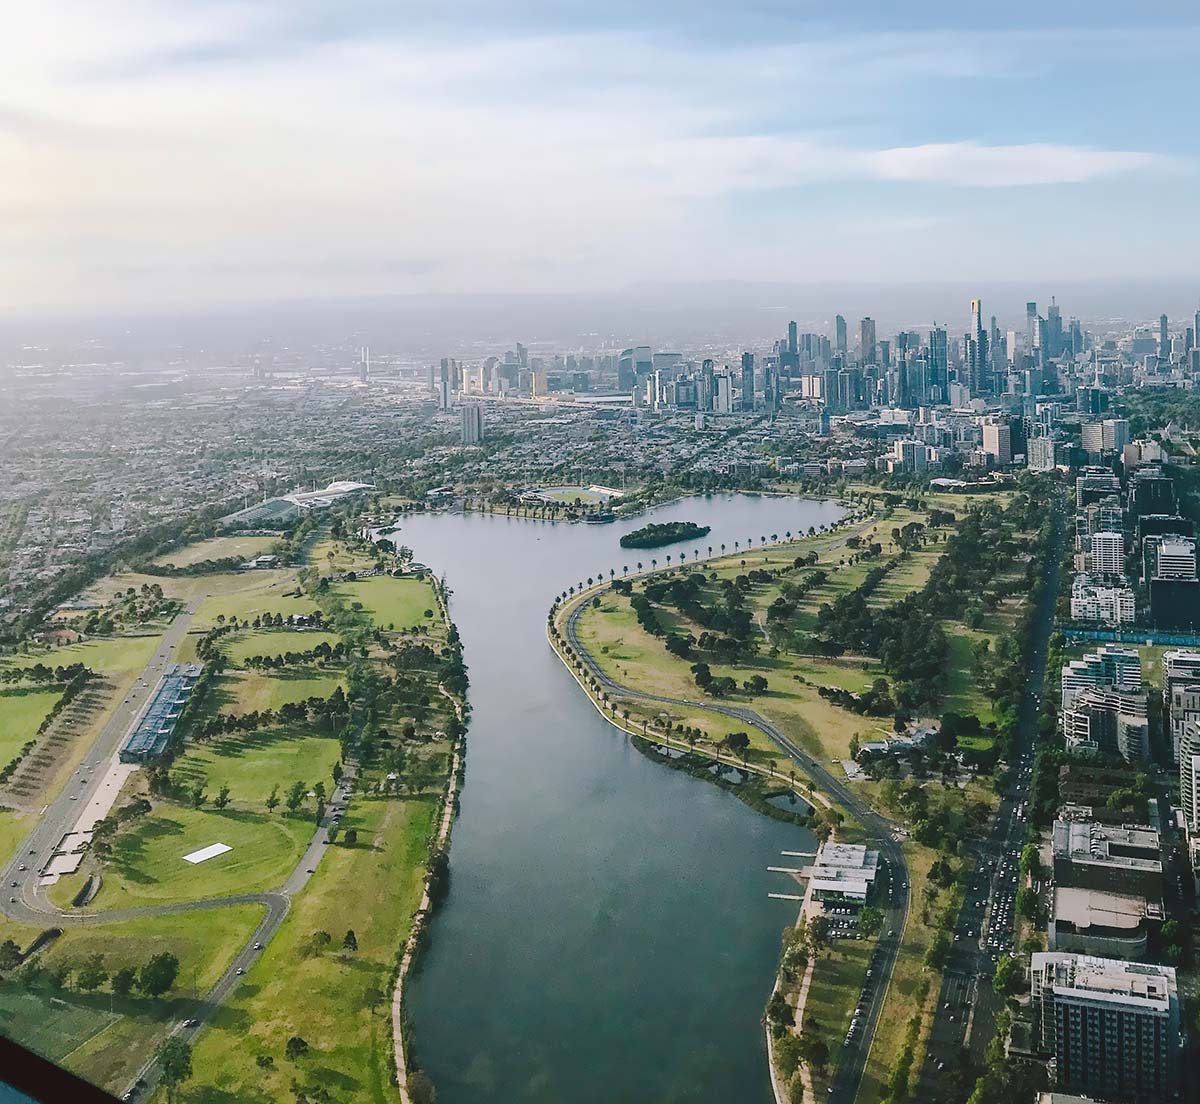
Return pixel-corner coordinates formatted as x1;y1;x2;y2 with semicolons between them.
403;493;842;1103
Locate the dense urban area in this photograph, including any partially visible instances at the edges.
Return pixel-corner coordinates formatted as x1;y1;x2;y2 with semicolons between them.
2;293;1200;1104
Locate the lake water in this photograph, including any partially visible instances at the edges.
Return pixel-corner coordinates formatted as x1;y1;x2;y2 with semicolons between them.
402;494;842;1104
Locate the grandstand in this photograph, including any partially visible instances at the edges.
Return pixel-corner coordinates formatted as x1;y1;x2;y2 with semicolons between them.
118;664;203;764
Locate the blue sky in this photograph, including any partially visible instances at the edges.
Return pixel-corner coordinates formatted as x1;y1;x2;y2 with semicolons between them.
1;1;1196;311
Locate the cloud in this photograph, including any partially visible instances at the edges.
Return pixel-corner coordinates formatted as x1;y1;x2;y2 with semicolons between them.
865;142;1171;187
0;6;1191;310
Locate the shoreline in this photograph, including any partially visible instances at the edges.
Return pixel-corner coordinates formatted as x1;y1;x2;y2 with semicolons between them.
390;575;469;1103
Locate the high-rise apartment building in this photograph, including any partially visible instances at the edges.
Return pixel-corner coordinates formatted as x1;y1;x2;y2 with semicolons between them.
1090;531;1125;576
1031;952;1179;1098
460;403;484;445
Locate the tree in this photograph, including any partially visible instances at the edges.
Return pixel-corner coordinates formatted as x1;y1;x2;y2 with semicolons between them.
285;1035;309;1060
266;784;280;812
76;953;109;992
342;929;358;953
139;951;181;997
858;905;883;938
343;828;358;846
112;965;138;997
364;985;385;1013
992;954;1021;997
157;1036;193;1103
0;939;21;975
214;784;231;810
723;731;751;759
286;780;307;813
190;783;206;809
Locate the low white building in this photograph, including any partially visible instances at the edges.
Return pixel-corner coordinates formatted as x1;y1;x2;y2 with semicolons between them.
800;841;880;903
1070;574;1135;625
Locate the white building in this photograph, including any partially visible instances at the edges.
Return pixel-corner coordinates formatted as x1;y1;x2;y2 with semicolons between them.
1090;530;1125;576
1061;645;1142;712
1069;575;1135;625
800;841;880;903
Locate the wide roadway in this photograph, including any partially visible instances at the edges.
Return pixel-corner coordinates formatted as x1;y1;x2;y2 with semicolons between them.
562;594;910;1104
912;498;1066;1099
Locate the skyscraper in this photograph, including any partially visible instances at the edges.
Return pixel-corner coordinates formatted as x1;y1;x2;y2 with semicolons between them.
1026;301;1038;353
835;314;847;355
859;317;876;365
1047;297;1063;358
787;320;798;356
460;403;484;445
1160;314;1170;358
740;352;755;411
928;327;948;403
968;298;989;395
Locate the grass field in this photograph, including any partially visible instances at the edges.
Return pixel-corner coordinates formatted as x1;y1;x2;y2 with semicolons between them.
91;805;313;910
153;536;279;568
0;807;33;871
172;728;343;807
0;904;264;1093
209;669;343;714
221;629;340;666
336;575;437;631
806;938;875;1096
0;686;63;762
190;573;317;631
175;795;438;1104
4;632;164;681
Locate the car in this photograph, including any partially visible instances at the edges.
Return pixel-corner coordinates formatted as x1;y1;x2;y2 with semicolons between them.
236;967;245;975
17;864;25;872
8;897;14;903
183;1018;198;1028
254;942;262;950
9;881;16;888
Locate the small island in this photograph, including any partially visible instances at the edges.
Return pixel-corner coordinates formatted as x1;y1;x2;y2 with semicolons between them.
620;521;711;549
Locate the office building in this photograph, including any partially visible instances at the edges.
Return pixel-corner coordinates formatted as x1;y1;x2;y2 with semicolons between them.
1051;819;1162;899
982;420;1012;465
859;317;876;365
1049;887;1158;959
835;314;847;355
1028;434;1057;472
740;352;755;411
1031;952;1179;1098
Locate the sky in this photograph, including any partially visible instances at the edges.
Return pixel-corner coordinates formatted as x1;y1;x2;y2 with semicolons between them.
2;1;1199;314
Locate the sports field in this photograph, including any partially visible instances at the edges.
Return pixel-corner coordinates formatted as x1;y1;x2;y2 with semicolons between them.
92;805;313;910
336;575;437;630
221;628;340;666
172;727;342;806
152;535;278;568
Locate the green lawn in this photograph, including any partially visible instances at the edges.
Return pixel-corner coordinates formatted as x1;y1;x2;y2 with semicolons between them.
210;669;343;714
173;728;343;807
0;686;63;762
191;578;318;631
221;629;340;666
153;536;279;568
4;632;163;681
806;938;875;1096
0;807;33;871
91;805;313;910
0;904;264;1093
175;796;438;1104
336;575;437;631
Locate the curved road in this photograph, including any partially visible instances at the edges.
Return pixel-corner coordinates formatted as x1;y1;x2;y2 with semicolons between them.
0;603;351;1102
561;593;911;1104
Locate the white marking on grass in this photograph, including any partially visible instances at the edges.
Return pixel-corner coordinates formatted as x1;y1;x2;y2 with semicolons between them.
183;843;232;865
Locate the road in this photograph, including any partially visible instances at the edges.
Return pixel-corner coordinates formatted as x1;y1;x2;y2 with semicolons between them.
913;497;1067;1098
0;603;355;1102
562;595;910;1104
